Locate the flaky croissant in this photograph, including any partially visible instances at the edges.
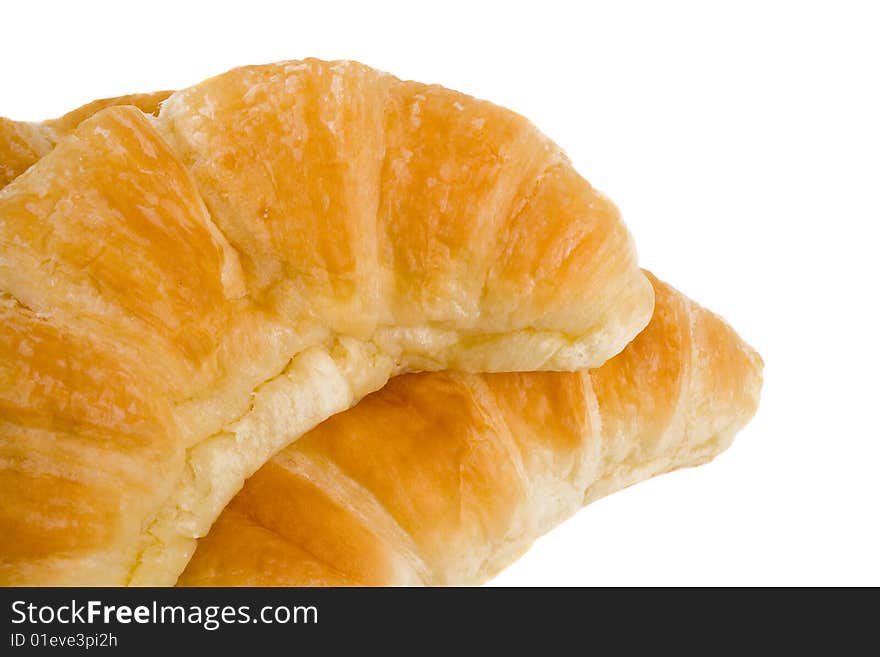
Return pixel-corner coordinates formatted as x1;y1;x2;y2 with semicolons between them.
0;60;653;585
178;273;762;586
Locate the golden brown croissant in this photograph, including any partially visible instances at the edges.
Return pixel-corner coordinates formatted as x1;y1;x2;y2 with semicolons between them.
178;273;762;586
0;60;653;585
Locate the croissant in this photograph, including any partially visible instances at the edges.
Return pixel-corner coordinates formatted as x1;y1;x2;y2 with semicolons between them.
178;273;762;586
0;60;654;585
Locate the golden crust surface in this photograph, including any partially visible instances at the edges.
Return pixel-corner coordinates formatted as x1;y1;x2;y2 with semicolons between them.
0;60;653;585
0;119;53;189
0;91;171;189
179;275;762;586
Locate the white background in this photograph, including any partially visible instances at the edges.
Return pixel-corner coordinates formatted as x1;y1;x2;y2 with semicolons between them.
3;1;877;586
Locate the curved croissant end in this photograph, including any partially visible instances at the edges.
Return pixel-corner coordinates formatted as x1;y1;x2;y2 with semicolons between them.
0;91;172;189
178;273;762;586
0;59;652;585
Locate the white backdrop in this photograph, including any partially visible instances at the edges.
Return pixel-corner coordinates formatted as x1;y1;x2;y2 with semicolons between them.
3;0;877;586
